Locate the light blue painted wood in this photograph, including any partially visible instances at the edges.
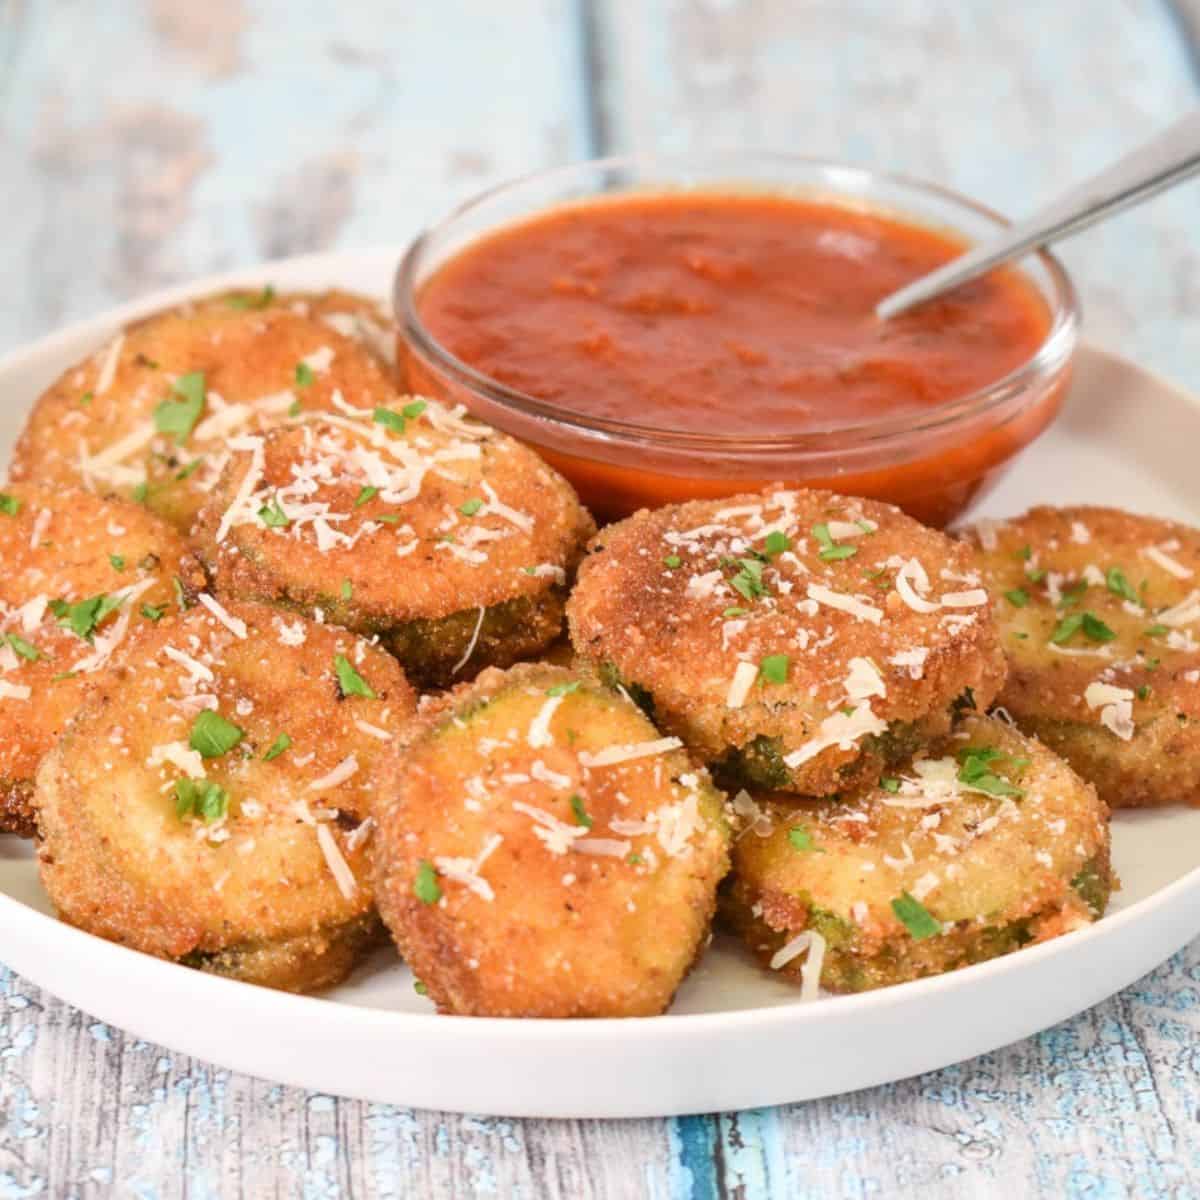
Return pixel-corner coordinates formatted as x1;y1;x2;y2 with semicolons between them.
0;0;592;350
2;2;1200;1197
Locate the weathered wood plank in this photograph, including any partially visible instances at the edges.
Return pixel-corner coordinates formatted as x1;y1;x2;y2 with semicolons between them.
0;0;593;351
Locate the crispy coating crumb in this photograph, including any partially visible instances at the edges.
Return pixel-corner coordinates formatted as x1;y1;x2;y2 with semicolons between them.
190;400;594;688
35;598;416;993
568;488;1007;795
963;505;1200;808
0;483;202;836
723;714;1113;993
10;293;400;531
371;662;731;1017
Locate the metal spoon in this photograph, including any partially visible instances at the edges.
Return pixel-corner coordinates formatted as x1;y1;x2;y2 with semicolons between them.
875;110;1200;320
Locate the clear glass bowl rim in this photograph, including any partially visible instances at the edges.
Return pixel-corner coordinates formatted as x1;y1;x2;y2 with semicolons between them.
393;153;1080;455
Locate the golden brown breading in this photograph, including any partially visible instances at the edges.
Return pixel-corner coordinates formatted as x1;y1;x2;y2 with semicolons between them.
9;297;399;532
568;489;1007;796
0;484;202;837
196;288;398;374
35;597;416;993
370;663;731;1017
963;505;1200;808
722;714;1112;994
190;400;595;688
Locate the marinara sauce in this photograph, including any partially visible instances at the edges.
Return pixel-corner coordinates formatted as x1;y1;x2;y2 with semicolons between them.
406;192;1064;525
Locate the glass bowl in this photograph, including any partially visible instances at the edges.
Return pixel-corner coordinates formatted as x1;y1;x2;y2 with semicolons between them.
394;155;1079;527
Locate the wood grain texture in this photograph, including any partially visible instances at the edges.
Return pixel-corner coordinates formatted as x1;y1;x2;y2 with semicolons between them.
3;2;1200;1198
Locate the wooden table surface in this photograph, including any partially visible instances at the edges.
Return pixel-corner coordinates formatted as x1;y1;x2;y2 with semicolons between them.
2;2;1200;1195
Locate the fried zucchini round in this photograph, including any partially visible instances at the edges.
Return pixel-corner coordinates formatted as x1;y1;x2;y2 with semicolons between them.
0;484;200;837
568;489;1007;796
722;713;1112;994
10;296;399;532
371;663;731;1017
963;505;1200;808
198;287;397;373
35;597;416;992
191;399;594;689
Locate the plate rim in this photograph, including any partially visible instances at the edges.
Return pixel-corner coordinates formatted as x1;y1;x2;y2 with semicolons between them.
3;246;1200;1103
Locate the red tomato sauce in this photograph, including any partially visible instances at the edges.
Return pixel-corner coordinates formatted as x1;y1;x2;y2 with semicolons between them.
415;192;1051;436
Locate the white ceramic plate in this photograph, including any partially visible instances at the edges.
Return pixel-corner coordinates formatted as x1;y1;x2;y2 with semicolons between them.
3;250;1200;1120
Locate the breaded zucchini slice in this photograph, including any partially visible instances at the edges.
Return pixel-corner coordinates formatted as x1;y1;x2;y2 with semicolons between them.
568;489;1007;797
190;399;594;689
35;598;416;993
723;714;1112;994
9;296;399;532
0;484;201;837
963;505;1200;808
198;287;397;373
371;663;731;1017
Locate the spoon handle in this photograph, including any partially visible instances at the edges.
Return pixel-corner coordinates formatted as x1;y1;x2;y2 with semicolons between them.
876;110;1200;320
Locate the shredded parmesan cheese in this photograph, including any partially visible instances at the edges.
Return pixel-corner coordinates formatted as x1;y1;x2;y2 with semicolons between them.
726;660;759;709
769;929;826;1001
806;584;883;625
197;594;248;639
316;823;357;899
579;737;683;768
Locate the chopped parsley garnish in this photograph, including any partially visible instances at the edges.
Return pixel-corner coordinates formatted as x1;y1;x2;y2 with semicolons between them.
1146;624;1169;638
414;860;442;904
1017;544;1032;561
176;457;204;481
132;482;149;505
413;980;429;996
627;852;644;866
375;514;401;525
135;353;159;369
334;654;375;699
1050;611;1114;645
892;892;941;940
373;407;406;434
294;362;315;388
264;733;292;761
762;531;791;557
1082;613;1117;643
340;579;352;600
759;654;789;685
722;606;749;618
257;496;290;528
172;576;190;610
109;554;125;572
729;557;768;601
1005;588;1029;608
3;633;40;662
546;681;580;697
50;671;78;682
459;498;483;517
812;523;856;561
189;710;245;759
355;486;379;508
956;745;1025;798
880;777;901;793
1106;567;1139;604
225;285;275;310
174;779;229;823
787;825;819;852
140;603;166;622
1027;567;1047;583
153;372;206;444
54;593;123;641
402;400;427;419
0;494;21;517
663;554;682;569
1136;685;1151;701
287;399;303;418
569;793;593;829
80;391;93;407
